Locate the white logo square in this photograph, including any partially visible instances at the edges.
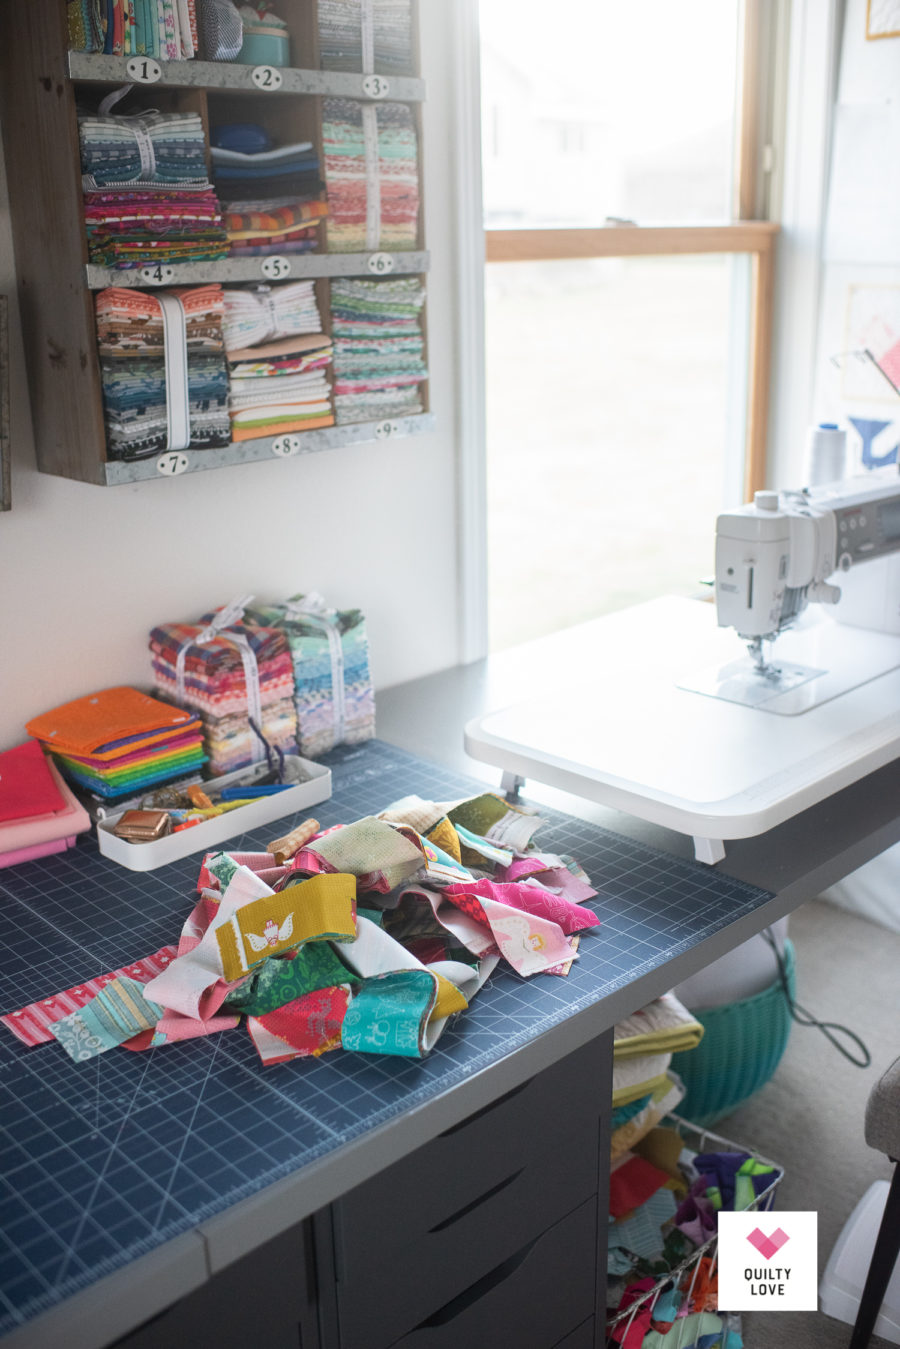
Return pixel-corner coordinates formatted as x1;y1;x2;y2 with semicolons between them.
717;1210;818;1311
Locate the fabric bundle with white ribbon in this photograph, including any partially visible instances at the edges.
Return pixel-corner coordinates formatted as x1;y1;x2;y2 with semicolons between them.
150;595;298;774
247;593;375;759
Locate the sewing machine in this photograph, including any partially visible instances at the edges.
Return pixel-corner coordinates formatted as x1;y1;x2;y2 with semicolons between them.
679;465;900;714
465;466;900;862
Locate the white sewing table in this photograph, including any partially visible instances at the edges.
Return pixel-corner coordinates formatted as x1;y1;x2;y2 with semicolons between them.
462;596;900;864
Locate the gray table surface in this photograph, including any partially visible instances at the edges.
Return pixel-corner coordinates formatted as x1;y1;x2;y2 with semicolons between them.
7;620;900;1349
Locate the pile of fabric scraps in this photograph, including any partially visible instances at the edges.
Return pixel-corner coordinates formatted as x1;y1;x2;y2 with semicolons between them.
0;740;91;868
322;98;419;252
68;0;199;57
25;687;206;800
2;789;602;1066
150;605;298;775
79;106;228;268
211;124;326;256
95;285;231;459
222;282;334;441
247;593;375;757
331;276;427;424
607;995;780;1349
318;0;415;75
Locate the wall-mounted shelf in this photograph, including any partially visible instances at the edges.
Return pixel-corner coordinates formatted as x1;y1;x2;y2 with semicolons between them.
68;51;426;102
0;2;430;487
103;413;436;484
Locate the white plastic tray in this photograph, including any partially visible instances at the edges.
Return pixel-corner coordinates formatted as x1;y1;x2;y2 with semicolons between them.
96;755;332;871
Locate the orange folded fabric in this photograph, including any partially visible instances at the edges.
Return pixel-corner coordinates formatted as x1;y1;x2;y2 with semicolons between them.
26;686;197;758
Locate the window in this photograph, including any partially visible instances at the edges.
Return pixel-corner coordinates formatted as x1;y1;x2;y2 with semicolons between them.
477;0;782;651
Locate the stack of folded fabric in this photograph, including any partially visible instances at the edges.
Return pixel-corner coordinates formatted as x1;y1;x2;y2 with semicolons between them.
0;741;91;868
330;276;427;424
211;124;326;256
68;0;199;57
25;688;206;800
95;284;232;459
318;0;415;76
149;609;298;775
322;98;419;252
79;108;229;269
222;282;333;441
247;593;375;757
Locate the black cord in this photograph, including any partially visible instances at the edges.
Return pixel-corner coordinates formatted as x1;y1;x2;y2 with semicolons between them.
761;926;871;1068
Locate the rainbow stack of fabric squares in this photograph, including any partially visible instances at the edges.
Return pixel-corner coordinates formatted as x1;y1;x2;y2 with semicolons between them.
149;612;298;775
25;687;206;799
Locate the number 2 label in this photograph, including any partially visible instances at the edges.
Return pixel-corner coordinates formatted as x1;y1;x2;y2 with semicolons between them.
252;65;283;90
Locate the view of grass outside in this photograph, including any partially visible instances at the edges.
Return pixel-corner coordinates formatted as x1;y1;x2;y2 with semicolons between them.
485;255;736;651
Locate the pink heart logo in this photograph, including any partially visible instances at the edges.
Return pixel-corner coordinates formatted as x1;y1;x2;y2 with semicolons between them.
747;1226;790;1260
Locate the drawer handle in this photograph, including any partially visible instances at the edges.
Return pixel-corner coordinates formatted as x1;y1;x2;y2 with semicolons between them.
429;1168;525;1233
439;1078;533;1137
417;1236;540;1328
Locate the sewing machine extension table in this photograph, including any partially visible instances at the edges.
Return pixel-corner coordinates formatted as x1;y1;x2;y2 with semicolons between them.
4;621;900;1348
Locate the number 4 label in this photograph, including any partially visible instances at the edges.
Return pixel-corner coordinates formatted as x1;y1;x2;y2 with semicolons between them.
140;264;175;285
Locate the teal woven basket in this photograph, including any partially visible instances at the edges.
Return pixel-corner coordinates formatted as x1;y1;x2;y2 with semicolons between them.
670;939;796;1127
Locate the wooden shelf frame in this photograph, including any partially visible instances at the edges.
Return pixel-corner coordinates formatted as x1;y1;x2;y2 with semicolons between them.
485;221;779;502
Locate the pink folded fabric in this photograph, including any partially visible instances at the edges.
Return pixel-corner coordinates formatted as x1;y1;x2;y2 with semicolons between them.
0;755;91;852
442;879;600;936
0;836;76;868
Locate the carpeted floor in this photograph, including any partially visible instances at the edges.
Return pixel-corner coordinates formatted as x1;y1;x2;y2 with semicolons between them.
711;898;900;1348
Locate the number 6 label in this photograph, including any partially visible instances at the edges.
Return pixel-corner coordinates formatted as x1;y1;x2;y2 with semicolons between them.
367;252;394;275
261;256;291;280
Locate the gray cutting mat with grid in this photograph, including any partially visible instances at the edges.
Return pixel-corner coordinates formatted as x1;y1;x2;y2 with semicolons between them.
0;739;774;1336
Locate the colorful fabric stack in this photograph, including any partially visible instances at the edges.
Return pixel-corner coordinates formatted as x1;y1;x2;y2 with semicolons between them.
248;593;374;757
0;741;91;868
149;608;298;775
79;108;229;269
318;0;415;76
211;125;326;258
95;285;231;460
330;276;427;424
322;98;419;252
68;0;199;56
25;687;206;800
222;282;333;441
4;788;602;1065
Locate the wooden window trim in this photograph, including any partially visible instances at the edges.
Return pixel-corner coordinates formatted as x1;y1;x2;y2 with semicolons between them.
485;221;779;500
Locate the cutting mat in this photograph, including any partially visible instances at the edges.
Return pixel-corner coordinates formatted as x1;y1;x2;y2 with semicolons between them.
0;740;773;1337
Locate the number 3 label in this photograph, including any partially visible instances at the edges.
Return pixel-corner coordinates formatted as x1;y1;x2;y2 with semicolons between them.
261;256;291;280
362;74;390;98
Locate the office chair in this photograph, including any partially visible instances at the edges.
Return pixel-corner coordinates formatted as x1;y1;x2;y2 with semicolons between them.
849;1053;900;1348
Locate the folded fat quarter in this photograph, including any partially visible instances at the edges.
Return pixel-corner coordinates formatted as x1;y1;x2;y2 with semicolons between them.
26;686;197;757
614;992;705;1060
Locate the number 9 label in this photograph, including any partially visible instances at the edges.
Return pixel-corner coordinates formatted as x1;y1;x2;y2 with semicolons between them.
261;256;291;280
375;420;398;440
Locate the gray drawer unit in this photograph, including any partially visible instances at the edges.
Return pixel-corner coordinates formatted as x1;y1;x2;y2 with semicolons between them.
553;1318;595;1349
386;1197;598;1349
334;1033;609;1264
109;1221;319;1349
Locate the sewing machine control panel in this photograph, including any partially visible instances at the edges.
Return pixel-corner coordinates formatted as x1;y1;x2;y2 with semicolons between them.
833;496;900;569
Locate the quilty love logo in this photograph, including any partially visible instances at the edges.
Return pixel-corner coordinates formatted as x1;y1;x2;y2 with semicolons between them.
718;1212;818;1311
746;1226;789;1260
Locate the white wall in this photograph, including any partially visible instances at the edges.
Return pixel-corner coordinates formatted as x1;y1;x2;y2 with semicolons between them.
0;3;464;751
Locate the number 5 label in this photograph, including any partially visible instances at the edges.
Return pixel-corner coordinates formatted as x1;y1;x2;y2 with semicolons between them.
261;256;291;280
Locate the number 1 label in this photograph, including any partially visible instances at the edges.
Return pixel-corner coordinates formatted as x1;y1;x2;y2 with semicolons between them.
126;57;162;83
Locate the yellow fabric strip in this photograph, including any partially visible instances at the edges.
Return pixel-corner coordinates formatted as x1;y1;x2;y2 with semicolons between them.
429;972;468;1022
216;873;357;982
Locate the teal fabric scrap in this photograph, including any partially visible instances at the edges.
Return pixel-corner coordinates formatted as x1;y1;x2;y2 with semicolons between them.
607;1186;677;1274
48;975;164;1061
356;907;385;926
341;969;437;1057
611;1092;654;1130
